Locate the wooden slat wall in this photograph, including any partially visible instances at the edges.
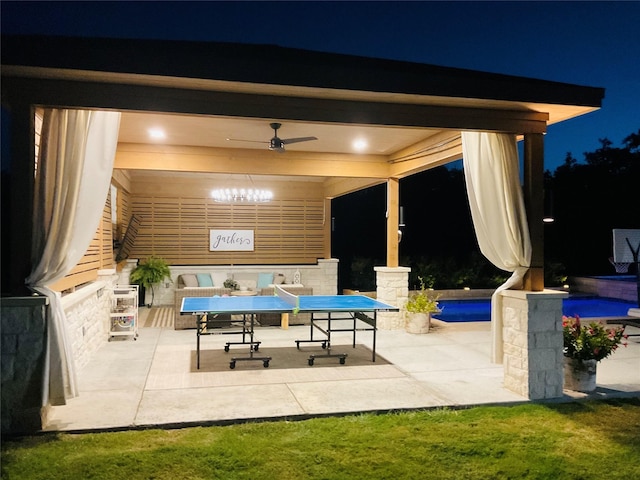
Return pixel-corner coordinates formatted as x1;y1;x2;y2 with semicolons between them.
128;196;325;265
51;193;114;292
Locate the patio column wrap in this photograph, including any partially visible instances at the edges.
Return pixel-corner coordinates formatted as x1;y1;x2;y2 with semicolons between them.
500;289;566;400
375;266;410;329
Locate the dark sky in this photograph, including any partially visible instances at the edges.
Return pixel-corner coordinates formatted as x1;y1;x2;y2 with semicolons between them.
2;1;639;171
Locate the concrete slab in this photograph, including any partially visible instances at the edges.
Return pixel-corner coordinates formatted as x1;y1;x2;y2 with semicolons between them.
41;316;640;432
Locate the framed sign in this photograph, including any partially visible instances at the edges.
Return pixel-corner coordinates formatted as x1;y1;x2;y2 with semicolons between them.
209;230;254;251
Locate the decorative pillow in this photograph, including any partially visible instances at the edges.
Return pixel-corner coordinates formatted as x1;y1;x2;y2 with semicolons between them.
273;273;285;285
236;279;257;291
211;272;228;287
180;274;198;287
196;273;214;287
257;272;274;289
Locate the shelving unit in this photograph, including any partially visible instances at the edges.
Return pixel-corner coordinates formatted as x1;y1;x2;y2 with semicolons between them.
109;285;139;341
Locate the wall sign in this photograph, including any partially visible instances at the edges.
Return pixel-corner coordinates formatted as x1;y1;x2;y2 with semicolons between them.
209;230;254;251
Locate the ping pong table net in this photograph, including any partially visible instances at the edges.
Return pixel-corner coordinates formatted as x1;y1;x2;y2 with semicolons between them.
274;285;300;315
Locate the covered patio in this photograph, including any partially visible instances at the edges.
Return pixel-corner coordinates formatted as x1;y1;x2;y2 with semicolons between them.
2;35;610;434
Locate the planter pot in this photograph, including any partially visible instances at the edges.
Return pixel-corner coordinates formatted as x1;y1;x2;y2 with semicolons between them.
564;357;597;393
406;312;431;334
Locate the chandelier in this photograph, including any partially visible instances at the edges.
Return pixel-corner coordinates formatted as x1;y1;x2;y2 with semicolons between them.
211;188;273;203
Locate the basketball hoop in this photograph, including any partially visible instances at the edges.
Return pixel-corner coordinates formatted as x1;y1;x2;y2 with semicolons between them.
609;258;630;273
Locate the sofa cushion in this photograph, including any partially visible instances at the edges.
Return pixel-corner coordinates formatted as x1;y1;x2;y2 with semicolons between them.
211;272;228;287
196;273;214;287
257;272;274;289
180;274;198;287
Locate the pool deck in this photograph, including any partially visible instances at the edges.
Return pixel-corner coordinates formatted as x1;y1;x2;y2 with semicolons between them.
42;310;640;433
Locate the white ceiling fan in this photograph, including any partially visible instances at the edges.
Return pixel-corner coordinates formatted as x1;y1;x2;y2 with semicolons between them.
227;122;318;152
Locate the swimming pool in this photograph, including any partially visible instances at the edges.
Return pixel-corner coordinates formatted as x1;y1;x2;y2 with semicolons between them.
433;297;636;323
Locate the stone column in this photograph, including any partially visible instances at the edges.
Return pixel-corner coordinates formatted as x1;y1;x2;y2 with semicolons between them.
501;289;567;399
318;258;339;295
374;266;410;330
1;296;49;434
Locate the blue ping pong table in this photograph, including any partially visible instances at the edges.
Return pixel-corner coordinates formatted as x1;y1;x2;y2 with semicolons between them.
180;291;398;369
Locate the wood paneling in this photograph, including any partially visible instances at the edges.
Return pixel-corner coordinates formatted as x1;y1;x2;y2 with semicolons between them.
128;196;325;265
51;196;113;292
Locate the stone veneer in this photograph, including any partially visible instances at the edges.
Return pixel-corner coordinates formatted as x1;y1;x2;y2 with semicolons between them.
1;296;48;434
61;269;118;370
1;270;118;435
501;289;567;399
374;266;410;330
569;275;638;302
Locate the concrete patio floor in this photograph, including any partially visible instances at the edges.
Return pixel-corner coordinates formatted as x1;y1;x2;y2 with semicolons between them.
43;310;640;433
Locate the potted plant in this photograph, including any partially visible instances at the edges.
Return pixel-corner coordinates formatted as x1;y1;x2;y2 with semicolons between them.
404;276;441;334
562;315;627;392
129;256;172;307
223;278;239;291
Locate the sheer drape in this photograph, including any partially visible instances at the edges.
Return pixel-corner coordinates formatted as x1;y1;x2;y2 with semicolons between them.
25;109;121;405
461;131;532;363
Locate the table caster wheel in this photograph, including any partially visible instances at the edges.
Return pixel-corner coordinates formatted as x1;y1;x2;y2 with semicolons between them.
229;361;236;369
308;358;314;366
263;361;270;368
339;357;346;365
321;342;327;349
224;345;230;352
295;341;301;350
253;344;260;352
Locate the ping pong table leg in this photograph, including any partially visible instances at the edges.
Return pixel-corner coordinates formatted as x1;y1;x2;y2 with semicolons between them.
196;314;203;369
281;312;289;330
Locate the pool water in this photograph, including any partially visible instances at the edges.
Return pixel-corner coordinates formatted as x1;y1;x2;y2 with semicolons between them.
434;297;636;323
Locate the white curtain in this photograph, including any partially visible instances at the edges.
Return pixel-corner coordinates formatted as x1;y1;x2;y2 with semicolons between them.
461;132;532;363
25;109;121;406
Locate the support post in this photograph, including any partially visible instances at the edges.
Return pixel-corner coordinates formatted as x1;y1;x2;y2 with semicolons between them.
386;178;400;268
4;100;35;295
523;133;545;291
323;197;332;260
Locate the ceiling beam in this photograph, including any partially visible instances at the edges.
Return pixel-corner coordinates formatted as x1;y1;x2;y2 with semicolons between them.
323;177;387;199
115;143;392;178
3;75;550;134
387;131;464;178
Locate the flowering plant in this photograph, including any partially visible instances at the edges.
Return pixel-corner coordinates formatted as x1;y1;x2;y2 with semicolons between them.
562;315;627;362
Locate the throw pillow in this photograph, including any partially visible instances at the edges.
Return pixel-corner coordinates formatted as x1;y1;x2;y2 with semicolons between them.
273;273;285;285
257;272;274;289
180;274;198;287
196;273;214;287
211;272;228;287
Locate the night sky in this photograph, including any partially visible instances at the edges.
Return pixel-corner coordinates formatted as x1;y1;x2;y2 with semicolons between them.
2;1;639;171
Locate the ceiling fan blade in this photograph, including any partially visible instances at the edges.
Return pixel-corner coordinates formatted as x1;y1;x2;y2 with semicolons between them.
226;138;269;144
282;136;318;145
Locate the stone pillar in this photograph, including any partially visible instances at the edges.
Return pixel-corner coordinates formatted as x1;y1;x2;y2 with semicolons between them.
318;258;339;295
501;289;567;399
1;296;49;435
374;266;410;329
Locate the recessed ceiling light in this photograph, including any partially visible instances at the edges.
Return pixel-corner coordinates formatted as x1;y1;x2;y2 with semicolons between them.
148;128;166;140
352;139;368;152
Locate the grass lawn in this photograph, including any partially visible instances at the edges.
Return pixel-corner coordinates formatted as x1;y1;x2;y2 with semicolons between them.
2;398;639;479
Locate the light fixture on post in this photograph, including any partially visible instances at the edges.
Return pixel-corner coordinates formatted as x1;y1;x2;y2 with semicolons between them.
543;189;554;223
211;188;273;203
